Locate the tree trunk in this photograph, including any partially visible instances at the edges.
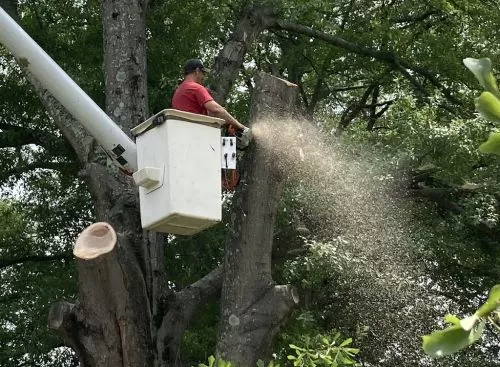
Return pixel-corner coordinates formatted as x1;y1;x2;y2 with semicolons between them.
216;73;300;366
47;1;166;366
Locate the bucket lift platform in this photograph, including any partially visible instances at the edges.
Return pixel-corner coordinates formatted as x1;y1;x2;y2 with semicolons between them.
132;109;225;235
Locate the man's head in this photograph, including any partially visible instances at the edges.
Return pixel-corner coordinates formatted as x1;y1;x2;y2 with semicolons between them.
183;59;209;83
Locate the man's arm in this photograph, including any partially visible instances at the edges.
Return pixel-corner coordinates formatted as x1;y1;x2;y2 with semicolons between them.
204;100;247;130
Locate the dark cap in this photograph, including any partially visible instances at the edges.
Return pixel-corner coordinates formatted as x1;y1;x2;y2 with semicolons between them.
183;59;210;75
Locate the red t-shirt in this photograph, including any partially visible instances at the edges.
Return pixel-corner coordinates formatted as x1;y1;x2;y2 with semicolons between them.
171;81;213;115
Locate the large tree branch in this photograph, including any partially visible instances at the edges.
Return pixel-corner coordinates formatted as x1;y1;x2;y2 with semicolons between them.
0;161;77;181
157;266;224;364
0;122;72;155
0;253;73;269
210;5;277;104
50;222;152;366
269;18;462;107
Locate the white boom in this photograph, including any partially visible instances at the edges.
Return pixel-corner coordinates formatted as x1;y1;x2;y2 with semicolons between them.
0;7;138;173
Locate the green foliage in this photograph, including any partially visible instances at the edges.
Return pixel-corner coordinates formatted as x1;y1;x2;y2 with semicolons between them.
197;355;234;367
464;58;500;155
194;334;359;367
192;311;359;367
419;57;500;360
422;284;499;358
195;355;279;367
422;319;485;358
0;199;79;366
287;334;359;367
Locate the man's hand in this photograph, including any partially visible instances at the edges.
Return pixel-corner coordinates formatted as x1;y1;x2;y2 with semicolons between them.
204;100;247;130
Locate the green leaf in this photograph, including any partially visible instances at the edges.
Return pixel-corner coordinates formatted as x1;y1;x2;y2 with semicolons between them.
479;131;500;155
289;344;305;352
340;337;353;347
464;58;500;98
256;360;265;367
475;92;500;123
476;284;500;317
422;322;484;358
344;348;360;354
444;314;461;326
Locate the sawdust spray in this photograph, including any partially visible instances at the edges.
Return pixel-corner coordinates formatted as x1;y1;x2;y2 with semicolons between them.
251;117;438;365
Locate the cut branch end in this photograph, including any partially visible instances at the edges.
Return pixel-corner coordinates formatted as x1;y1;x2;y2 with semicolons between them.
74;222;117;260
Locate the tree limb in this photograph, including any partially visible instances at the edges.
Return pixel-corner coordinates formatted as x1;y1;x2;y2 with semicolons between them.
332;85;370;92
269;18;462;107
336;83;376;135
210;5;277;103
52;225;152;366
0;253;73;269
0;161;77;181
335;70;390;135
0;122;71;155
307;50;336;116
393;10;439;25
157;266;224;364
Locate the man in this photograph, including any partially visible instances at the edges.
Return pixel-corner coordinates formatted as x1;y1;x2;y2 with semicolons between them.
172;59;252;148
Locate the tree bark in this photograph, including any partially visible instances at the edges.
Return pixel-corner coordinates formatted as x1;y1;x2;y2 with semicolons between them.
210;5;276;104
216;73;300;366
101;0;149;132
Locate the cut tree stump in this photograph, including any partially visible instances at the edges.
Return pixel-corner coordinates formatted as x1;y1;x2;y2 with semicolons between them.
216;73;300;366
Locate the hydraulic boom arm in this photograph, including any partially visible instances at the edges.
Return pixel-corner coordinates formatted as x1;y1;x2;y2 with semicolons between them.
0;6;137;173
